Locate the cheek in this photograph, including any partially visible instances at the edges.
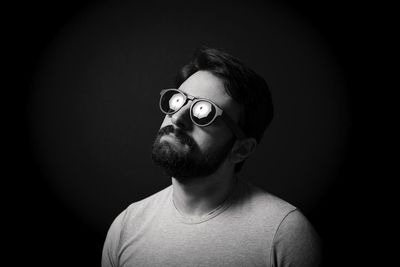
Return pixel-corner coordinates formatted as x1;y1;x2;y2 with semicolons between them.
202;119;233;141
195;127;233;152
158;115;232;152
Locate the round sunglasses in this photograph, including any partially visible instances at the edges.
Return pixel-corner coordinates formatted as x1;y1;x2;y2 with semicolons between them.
159;88;246;139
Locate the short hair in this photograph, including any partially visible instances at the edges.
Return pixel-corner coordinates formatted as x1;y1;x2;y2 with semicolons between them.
175;47;273;172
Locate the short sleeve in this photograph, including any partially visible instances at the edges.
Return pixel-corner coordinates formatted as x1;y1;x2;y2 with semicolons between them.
271;209;322;267
102;210;127;267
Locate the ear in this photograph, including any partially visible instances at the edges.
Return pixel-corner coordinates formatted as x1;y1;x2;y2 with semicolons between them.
229;138;258;164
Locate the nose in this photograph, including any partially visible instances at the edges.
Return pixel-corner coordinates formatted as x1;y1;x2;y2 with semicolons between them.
170;102;193;130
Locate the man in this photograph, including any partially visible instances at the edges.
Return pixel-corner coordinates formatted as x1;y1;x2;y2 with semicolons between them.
102;47;321;266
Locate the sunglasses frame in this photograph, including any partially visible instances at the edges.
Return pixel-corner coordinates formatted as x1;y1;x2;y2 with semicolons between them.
159;88;246;140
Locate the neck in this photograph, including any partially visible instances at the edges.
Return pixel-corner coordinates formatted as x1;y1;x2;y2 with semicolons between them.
171;169;237;218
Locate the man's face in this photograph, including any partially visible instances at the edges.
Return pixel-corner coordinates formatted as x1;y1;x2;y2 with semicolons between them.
151;70;242;181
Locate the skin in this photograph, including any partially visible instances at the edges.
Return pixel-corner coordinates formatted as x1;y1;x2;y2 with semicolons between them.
159;70;257;218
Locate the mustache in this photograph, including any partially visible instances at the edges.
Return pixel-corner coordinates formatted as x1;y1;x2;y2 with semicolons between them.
158;125;196;148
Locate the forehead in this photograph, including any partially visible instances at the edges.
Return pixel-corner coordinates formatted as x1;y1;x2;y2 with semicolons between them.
178;70;242;121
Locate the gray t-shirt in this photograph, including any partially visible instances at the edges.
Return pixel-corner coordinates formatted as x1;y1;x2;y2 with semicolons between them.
102;178;321;267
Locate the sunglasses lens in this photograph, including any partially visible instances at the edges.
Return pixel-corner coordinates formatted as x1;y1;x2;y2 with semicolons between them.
160;90;185;114
191;100;216;126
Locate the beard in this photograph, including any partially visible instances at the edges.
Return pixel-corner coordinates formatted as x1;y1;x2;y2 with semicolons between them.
151;125;235;182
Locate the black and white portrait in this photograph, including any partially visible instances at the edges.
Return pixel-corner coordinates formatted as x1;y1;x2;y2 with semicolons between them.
11;0;377;266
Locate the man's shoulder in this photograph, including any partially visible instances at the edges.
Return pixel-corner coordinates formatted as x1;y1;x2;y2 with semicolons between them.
250;182;295;210
102;185;173;263
114;185;172;226
126;185;172;214
237;179;297;223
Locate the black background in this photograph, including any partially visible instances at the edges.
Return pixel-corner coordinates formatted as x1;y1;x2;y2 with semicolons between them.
10;0;375;266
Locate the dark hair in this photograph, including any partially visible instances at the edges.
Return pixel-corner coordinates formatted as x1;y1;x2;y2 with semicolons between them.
175;47;273;172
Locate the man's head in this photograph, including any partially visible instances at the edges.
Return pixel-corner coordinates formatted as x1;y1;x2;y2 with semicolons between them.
151;47;273;180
